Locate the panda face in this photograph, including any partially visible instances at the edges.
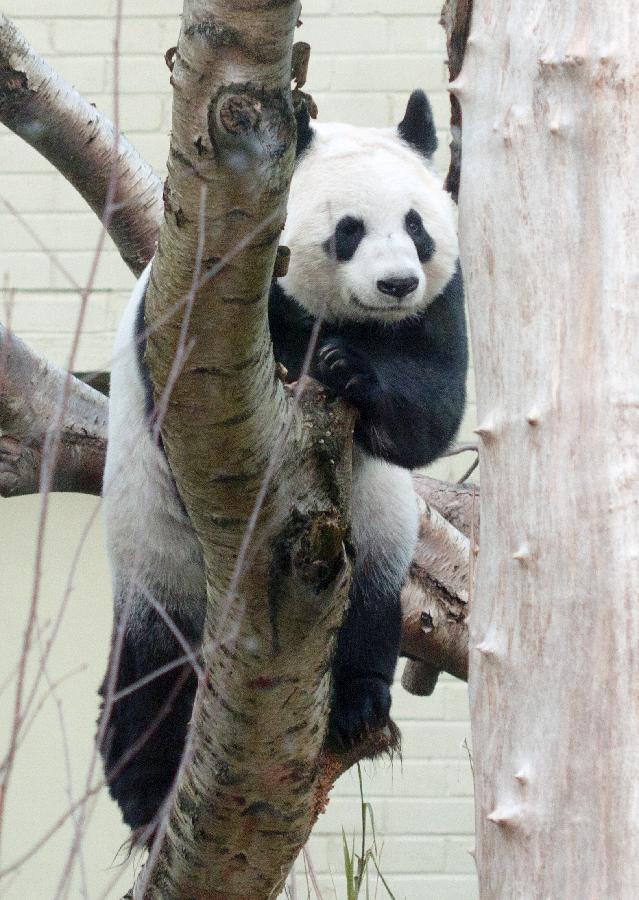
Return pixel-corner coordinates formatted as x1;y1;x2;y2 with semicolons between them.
279;122;458;325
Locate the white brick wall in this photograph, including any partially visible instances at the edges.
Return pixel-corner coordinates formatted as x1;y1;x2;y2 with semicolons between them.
0;4;478;897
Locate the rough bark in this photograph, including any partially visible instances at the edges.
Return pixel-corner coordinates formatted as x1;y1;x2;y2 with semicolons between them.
400;476;478;694
458;2;639;896
0;14;162;275
414;472;479;537
0;432;104;496
128;1;362;896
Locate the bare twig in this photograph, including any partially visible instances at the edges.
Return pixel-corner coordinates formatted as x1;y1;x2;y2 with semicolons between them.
457;456;479;483
443;441;478;457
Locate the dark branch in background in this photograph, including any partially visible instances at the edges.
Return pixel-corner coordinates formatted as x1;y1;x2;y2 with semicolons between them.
0;14;162;275
440;0;474;201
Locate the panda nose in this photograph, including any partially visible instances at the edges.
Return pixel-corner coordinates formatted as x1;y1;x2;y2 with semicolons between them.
376;276;419;299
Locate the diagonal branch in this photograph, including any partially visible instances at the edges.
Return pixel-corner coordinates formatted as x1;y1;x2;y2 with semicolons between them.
0;324;108;497
0;324;107;441
0;14;162;275
130;2;357;896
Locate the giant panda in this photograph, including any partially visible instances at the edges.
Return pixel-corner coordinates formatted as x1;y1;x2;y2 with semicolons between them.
99;90;468;835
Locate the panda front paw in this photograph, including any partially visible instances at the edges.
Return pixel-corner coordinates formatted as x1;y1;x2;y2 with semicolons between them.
327;677;392;750
316;339;380;408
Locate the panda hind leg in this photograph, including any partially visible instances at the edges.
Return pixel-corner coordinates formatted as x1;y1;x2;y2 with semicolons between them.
98;595;201;838
327;452;418;749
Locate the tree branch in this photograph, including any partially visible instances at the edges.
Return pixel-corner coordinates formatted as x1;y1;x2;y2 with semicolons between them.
0;433;104;497
413;472;480;537
0;325;108;497
399;476;476;694
0;324;107;440
0;14;162;275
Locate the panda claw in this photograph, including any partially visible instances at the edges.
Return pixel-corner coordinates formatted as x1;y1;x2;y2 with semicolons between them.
344;375;365;392
319;347;342;366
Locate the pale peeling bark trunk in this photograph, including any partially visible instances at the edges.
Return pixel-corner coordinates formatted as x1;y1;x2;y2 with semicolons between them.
458;3;639;896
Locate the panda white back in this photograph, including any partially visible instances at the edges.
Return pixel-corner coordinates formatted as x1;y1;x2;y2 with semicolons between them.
102;264;205;611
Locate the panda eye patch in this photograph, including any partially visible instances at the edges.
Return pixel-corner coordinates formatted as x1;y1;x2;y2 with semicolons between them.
405;210;422;234
324;216;366;262
405;209;436;262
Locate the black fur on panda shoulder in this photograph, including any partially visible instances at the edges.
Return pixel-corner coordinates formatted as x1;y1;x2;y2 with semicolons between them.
269;264;467;470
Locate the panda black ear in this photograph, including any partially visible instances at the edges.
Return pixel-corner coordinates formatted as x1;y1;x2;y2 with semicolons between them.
294;99;314;158
398;90;437;159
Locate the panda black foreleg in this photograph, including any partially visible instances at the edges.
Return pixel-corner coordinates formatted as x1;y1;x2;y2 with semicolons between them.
327;450;418;748
98;596;201;835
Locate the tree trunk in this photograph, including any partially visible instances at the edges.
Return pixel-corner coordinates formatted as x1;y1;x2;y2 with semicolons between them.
459;2;639;896
131;1;362;896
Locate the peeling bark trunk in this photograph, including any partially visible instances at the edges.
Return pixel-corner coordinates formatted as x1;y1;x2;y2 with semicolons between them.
459;2;639;896
0;15;162;275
